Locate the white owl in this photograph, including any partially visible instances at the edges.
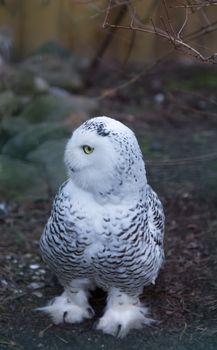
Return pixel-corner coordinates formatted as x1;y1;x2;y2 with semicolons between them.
38;116;165;337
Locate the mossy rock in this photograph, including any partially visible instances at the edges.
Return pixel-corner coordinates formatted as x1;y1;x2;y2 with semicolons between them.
31;40;72;59
1;116;30;136
20;95;72;123
2;122;70;159
30;41;90;71
0;90;22;118
22;55;84;92
165;66;217;92
20;94;98;124
0;155;48;201
0;129;10;150
0;67;40;95
27;139;67;194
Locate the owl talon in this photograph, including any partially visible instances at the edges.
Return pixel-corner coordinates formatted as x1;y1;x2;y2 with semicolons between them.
37;292;94;325
63;311;68;323
87;307;95;318
97;289;154;337
116;324;122;337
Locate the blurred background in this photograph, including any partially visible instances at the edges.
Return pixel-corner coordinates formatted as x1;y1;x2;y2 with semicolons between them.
0;1;217;349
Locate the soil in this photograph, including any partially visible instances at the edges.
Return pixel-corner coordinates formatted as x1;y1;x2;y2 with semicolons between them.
1;62;217;350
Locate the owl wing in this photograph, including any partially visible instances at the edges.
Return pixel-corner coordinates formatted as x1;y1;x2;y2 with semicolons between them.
146;184;165;248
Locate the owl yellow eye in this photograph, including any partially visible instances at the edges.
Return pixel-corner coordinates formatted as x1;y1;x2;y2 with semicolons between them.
82;145;94;154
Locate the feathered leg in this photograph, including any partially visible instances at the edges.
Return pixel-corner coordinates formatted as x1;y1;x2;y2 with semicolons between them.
97;288;153;337
37;278;95;324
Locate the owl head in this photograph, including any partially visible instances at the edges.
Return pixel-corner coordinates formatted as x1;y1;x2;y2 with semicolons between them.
64;116;147;200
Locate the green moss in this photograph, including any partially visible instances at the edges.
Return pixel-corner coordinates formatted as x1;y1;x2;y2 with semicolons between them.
0;155;48;201
2;122;70;159
21;95;74;123
137;134;164;158
166;70;217;92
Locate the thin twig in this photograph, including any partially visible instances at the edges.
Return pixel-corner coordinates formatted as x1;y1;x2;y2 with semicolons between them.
174;1;217;9
129;4;136;28
199;7;211;26
103;0;112;28
160;16;174;44
146;152;217;166
184;20;217;41
162;0;177;38
38;323;53;338
177;7;189;39
102;0;217;64
97;50;173;100
104;21;211;61
89;0;128;72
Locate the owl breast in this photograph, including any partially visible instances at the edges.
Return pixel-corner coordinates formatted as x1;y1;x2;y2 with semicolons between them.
40;181;163;294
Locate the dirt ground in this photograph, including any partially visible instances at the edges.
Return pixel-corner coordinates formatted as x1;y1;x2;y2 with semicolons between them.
1;62;217;350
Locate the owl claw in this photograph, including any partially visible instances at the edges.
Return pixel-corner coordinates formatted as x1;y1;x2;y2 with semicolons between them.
87;306;95;318
63;311;68;323
97;296;154;337
116;324;122;337
37;292;95;325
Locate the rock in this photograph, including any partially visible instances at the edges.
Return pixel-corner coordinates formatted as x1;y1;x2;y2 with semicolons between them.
1;116;30;136
0;65;45;95
44;68;83;92
27;139;67;194
26;40;90;87
49;86;71;97
27;282;45;290
31;40;90;71
69;54;90;73
0;201;15;218
22;94;70;123
21;55;84;92
33;76;49;93
29;264;40;270
20;94;98;123
153;93;165;104
0;26;14;62
0;128;10;150
31;40;72;60
0;90;21;118
64;95;98;116
0;155;48;201
2;122;70;159
20;94;73;123
32;291;43;298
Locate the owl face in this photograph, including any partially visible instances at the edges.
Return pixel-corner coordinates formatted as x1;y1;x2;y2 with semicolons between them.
64;116;146;198
65;127;116;174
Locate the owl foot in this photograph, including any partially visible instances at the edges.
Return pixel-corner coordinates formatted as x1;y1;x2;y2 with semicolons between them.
36;291;95;325
96;289;154;337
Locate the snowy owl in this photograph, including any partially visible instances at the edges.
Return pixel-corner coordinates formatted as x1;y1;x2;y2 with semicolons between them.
39;116;165;337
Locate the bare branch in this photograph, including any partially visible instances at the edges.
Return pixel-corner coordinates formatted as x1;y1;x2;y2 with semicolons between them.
103;0;112;28
185;20;217;40
173;1;217;9
199;7;211;26
177;7;190;39
146;152;217;167
162;0;177;38
101;0;217;64
97;50;173;100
